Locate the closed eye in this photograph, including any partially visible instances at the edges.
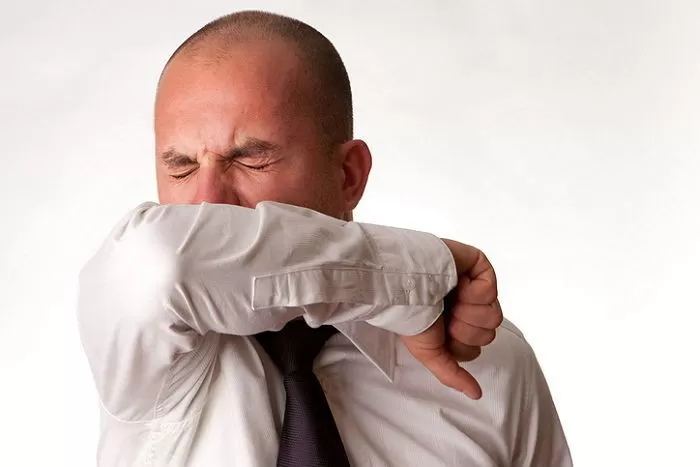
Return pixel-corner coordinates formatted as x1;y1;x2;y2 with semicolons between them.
170;170;196;180
238;161;272;171
169;162;271;180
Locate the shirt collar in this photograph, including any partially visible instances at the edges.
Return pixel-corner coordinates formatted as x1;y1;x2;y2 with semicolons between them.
334;321;396;382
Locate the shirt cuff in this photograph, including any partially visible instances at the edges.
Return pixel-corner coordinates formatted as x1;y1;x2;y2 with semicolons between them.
357;223;458;335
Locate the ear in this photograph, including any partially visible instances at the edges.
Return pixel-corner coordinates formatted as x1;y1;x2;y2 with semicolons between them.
337;139;372;217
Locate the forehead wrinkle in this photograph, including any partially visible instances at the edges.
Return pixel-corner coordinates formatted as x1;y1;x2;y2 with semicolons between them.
160;136;282;166
155;41;326;162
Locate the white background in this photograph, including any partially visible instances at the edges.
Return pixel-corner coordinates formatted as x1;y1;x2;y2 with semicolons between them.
1;1;698;465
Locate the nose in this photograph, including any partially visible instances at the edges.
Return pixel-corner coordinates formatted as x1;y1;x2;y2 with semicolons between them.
190;167;240;206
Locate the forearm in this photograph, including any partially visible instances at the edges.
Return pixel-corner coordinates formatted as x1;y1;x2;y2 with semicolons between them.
79;201;457;337
77;200;459;420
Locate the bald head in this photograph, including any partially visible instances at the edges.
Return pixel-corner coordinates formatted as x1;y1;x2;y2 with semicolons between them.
159;10;353;147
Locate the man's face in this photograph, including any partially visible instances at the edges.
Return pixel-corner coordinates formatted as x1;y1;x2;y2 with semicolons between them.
154;38;344;217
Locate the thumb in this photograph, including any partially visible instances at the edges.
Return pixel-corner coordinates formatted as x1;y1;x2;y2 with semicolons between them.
400;316;483;399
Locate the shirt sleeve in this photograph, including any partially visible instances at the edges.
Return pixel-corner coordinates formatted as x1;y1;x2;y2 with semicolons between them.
77;200;457;421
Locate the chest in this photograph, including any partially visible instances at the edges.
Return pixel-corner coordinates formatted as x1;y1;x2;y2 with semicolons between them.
189;334;509;467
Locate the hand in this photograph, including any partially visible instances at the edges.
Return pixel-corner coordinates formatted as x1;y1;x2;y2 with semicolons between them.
400;240;501;399
441;239;502;360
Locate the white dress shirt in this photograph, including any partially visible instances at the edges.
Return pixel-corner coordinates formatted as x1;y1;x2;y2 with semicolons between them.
77;201;572;467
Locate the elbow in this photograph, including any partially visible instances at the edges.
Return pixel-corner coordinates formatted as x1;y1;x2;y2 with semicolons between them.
76;218;201;419
77;214;182;338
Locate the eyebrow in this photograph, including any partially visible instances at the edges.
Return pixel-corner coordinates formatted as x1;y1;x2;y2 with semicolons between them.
160;149;195;169
160;138;282;169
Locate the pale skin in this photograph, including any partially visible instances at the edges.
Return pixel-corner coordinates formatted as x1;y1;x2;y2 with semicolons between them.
154;37;502;399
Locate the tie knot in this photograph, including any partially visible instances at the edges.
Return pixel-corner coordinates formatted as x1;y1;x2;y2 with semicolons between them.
256;320;338;375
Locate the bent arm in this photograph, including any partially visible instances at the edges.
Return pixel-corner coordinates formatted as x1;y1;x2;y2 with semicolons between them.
77;201;457;420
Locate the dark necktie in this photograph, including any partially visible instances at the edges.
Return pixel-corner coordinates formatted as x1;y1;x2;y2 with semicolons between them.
255;320;351;467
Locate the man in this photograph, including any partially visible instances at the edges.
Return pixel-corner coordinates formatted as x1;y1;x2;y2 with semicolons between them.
77;10;571;467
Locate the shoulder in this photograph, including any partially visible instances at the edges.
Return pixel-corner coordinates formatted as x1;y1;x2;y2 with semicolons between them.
460;317;547;414
471;317;538;377
473;320;572;466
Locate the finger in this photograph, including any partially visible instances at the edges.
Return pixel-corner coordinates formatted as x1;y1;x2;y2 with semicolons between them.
448;318;497;346
448;341;481;362
457;273;497;305
420;348;483;399
400;317;482;399
451;301;504;330
454;247;497;304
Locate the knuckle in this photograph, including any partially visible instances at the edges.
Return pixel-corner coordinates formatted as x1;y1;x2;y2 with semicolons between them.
480;286;498;304
487;307;504;329
447;318;464;335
